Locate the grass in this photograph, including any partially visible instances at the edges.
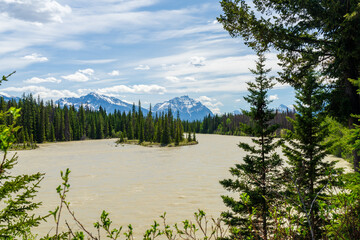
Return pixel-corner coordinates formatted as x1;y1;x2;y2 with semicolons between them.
116;139;198;147
9;143;38;151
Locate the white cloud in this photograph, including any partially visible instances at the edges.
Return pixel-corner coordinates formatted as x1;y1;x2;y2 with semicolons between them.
196;95;223;114
62;68;94;82
140;51;281;94
79;68;94;75
1;85;79;99
0;0;72;23
62;72;89;82
22;53;48;62
96;84;166;95
166;76;198;83
56;40;84;50
132;85;165;94
108;70;120;76
153;23;223;41
76;59;117;64
24;77;61;84
269;94;279;101
184;76;196;82
210;108;221;115
235;99;241;102
134;65;150;71
166;76;180;83
0;91;10;97
189;56;206;67
197;96;213;102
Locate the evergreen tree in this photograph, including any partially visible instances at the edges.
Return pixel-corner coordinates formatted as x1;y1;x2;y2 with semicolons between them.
161;114;171;145
187;130;192;142
119;131;125;143
79;105;86;138
50;123;56;142
175;126;180;146
145;104;154;142
96;115;104;139
127;111;134;140
155;119;162;143
282;71;341;239
38;100;45;143
64;105;72;141
59;111;65;141
220;51;282;239
90;118;96;139
0;73;44;238
218;0;360;172
138;118;145;144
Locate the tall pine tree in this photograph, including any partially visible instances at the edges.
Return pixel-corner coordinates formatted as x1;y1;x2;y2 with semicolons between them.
220;51;282;239
282;71;340;239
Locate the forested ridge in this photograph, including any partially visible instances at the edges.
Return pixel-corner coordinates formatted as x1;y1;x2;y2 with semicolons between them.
187;110;295;136
0;94;189;146
0;94;295;146
1;0;360;238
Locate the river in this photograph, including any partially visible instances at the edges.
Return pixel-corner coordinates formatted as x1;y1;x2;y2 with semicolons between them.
11;134;350;238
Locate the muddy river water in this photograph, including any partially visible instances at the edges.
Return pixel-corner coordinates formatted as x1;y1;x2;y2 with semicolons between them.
11;134;350;238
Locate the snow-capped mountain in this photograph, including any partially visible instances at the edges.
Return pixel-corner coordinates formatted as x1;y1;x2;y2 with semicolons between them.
153;95;213;121
0;94;20;102
277;104;295;112
56;93;212;120
233;110;241;115
56;92;148;114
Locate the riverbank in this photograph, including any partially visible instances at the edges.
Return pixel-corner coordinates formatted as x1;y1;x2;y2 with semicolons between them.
116;139;198;147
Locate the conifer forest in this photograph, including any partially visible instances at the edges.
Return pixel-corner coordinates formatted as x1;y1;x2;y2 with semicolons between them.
1;0;360;239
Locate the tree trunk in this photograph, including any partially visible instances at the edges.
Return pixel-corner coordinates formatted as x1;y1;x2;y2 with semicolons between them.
261;134;267;240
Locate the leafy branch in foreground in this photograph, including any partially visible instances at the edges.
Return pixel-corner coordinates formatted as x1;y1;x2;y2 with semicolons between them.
0;73;45;239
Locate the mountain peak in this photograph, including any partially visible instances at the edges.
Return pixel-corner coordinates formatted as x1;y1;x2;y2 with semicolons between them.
88;92;99;97
153;96;213;121
56;94;212;121
0;94;20;102
179;95;191;99
56;93;147;114
277;104;294;112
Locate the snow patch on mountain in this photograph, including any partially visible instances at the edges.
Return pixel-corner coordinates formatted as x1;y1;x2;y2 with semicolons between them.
56;92;147;114
277;104;295;112
153;95;213;121
0;94;20;102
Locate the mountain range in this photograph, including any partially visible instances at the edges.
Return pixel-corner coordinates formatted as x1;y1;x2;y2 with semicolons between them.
1;93;294;120
56;93;213;121
0;95;20;102
152;95;213;121
56;92;149;114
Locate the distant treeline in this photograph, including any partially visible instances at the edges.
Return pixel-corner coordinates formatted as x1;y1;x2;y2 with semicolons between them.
0;95;295;146
183;110;295;136
0;95;188;146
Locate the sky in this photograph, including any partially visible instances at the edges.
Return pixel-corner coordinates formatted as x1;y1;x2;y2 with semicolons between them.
0;0;295;114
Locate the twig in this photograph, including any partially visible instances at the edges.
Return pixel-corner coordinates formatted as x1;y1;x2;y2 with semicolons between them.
56;185;67;236
64;202;97;239
65;220;75;238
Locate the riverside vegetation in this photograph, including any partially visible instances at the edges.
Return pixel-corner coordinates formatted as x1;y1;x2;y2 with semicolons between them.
0;92;198;148
1;54;360;239
1;0;360;239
